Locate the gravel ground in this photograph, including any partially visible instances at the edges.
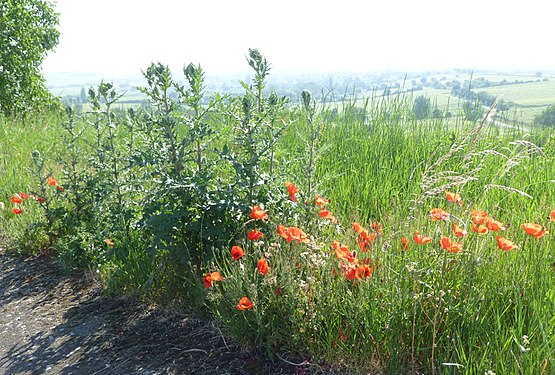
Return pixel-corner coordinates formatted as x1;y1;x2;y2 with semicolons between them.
0;249;314;375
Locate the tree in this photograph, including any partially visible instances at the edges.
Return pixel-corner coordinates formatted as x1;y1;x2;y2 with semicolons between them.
0;0;60;116
412;95;431;120
533;105;555;128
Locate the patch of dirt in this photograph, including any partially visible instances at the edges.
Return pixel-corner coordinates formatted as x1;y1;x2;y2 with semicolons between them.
0;249;316;374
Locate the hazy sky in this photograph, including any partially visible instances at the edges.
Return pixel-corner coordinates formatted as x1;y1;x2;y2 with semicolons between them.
43;0;555;76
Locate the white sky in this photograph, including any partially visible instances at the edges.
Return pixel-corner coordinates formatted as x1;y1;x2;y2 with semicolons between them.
43;0;555;76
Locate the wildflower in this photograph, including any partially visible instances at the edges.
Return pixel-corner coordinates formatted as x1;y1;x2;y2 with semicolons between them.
47;176;58;186
314;194;330;208
485;217;505;231
430;208;450;221
104;239;114;246
471;224;488;234
352;222;365;234
471;210;488;225
236;296;254;310
13;208;23;215
37;196;45;203
550;209;555;222
522;223;548;238
257;258;269;276
319;209;337;223
401;237;409;251
278;225;310;244
57;186;64;192
356;264;373;279
357;234;373;252
249;205;268;222
11;195;22;204
332;241;356;263
247;229;264;241
19;192;28;200
342;263;358;281
203;271;222;288
286;181;300;202
231;245;244;261
452;223;468;237
413;231;432;244
445;191;463;206
495;236;518;251
277;224;288;239
440;236;463;253
371;221;383;235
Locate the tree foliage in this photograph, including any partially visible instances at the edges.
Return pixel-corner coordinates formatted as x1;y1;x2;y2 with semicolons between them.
412;95;431;120
533;105;555;128
0;0;60;116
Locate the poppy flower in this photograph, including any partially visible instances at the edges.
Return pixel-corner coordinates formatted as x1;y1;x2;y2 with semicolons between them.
333;241;356;263
231;245;244;261
286;181;300;202
522;223;548;238
445;191;463;206
278;225;310;244
342;263;358;281
413;231;432;244
357;232;376;252
314;194;330;208
249;205;268;222
11;195;22;204
19;192;28;200
236;296;254;310
401;237;409;251
104;239;114;246
452;223;468;237
13;208;23;215
495;236;518;251
47;176;58;186
471;210;488;225
440;236;463;253
550;209;555;222
471;224;488;234
352;222;365;234
356;264;373;279
257;258;269;276
37;196;45;203
485;217;505;231
57;186;64;192
319;209;338;223
430;208;450;221
203;271;222;288
247;229;264;241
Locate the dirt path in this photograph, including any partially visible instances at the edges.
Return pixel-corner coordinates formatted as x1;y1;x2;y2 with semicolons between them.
0;250;304;375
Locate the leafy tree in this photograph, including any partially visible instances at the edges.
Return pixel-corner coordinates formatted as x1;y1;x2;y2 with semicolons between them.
533;105;555;128
0;0;60;116
412;95;431;120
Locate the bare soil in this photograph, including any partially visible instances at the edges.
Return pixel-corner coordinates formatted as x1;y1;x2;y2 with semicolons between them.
0;249;314;375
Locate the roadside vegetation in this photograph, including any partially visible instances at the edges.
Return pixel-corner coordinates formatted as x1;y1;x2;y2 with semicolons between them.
2;48;555;373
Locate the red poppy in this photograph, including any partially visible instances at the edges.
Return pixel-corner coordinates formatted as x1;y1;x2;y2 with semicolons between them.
104;239;114;246
47;176;58;186
11;195;22;204
471;210;488;225
452;223;468;237
286;181;300;202
247;229;264;241
413;231;432;244
19;192;28;200
445;191;463;206
278;225;310;244
13;208;23;215
203;271;222;288
357;234;373;252
440;236;463;253
495;236;518;251
257;258;269;276
522;223;548;238
37;196;45;203
231;245;244;261
356;264;373;279
371;221;383;235
550;209;555;222
430;208;450;221
333;241;356;263
314;194;330;208
236;296;254;310
249;205;268;222
342;263;358;281
401;237;409;251
471;224;488;234
352;222;365;234
485;217;505;231
319;209;338;223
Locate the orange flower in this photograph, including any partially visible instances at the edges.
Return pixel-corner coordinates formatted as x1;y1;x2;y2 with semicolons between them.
231;245;244;261
357;234;375;252
445;191;463;206
257;258;269;276
550;209;555;222
452;223;468;237
485;217;505;231
440;236;463;253
249;205;268;222
47;176;58;186
13;208;23;215
333;241;356;263
286;181;300;202
471;224;488;234
11;195;22;204
277;224;288;239
19;192;28;200
356;264;373;280
522;223;548;238
413;231;432;244
319;209;338;223
471;210;488;225
495;236;518;251
352;222;365;234
401;237;409;251
314;194;330;208
342;263;358;281
236;296;254;310
247;229;264;241
104;239;114;246
371;221;383;235
430;208;450;221
278;225;310;244
203;271;222;288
